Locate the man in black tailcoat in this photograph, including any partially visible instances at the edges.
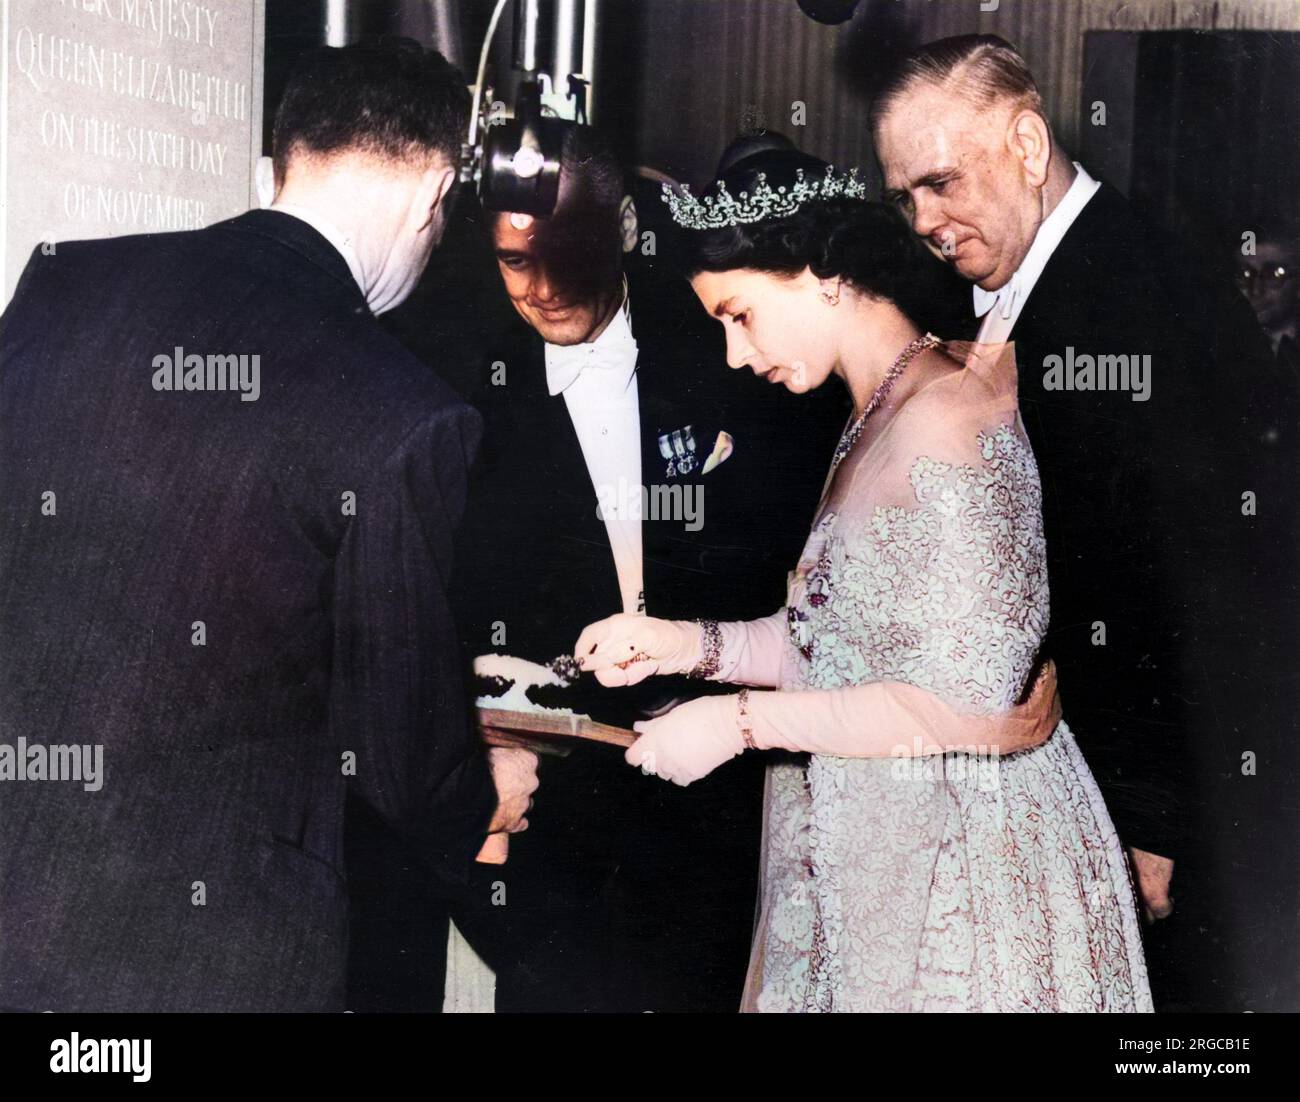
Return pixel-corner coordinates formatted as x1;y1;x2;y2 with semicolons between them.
388;127;848;1011
873;34;1298;1009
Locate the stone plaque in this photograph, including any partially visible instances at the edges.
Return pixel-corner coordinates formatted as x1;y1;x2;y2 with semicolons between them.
0;0;265;305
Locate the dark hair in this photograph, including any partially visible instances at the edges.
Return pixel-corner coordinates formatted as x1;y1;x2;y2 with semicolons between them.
680;148;952;328
717;130;800;175
557;125;627;220
869;34;1046;136
272;37;469;181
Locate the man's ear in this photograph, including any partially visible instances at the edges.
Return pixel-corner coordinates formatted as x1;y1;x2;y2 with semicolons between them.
255;156;277;209
618;195;639;253
414;163;457;233
1007;109;1051;190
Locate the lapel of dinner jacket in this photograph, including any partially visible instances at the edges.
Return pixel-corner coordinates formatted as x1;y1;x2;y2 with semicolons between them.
517;327;625;614
626;268;730;615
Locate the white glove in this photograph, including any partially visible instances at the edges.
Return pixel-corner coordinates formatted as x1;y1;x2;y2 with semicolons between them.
626;694;744;785
573;613;703;687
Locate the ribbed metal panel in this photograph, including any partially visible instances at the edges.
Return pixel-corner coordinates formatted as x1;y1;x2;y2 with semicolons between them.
630;0;1300;186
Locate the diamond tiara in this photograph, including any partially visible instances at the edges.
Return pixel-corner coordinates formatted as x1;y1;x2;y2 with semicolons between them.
662;165;868;231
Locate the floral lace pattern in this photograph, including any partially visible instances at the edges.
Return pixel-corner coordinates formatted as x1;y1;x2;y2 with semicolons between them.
744;382;1152;1013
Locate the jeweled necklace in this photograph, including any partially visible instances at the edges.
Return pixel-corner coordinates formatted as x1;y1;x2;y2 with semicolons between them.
830;332;940;471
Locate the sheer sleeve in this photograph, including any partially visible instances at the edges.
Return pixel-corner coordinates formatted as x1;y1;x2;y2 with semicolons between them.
855;341;1049;712
745;660;1059;757
740;342;1058;756
706;610;1059;755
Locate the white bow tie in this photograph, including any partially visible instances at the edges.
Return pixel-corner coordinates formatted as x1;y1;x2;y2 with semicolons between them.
544;331;638;396
973;271;1022;320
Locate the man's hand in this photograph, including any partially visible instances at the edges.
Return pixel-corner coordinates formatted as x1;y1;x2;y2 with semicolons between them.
475;747;539;863
478;748;538;868
1128;847;1175;922
485;746;539;834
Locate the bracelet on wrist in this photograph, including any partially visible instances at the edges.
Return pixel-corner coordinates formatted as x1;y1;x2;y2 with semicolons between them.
736;688;757;750
688;619;722;679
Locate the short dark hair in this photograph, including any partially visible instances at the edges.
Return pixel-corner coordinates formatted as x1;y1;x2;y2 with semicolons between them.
716;130;799;175
679;148;952;329
869;34;1046;135
272;37;469;182
557;125;627;220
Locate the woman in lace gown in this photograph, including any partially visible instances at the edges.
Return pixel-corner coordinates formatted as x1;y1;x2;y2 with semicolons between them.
574;148;1152;1012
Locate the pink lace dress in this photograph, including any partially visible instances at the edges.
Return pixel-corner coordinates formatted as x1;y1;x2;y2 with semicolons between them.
724;343;1152;1012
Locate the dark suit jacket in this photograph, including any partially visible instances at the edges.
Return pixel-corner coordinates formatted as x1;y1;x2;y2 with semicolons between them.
964;182;1297;865
433;260;846;1012
0;210;496;1012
